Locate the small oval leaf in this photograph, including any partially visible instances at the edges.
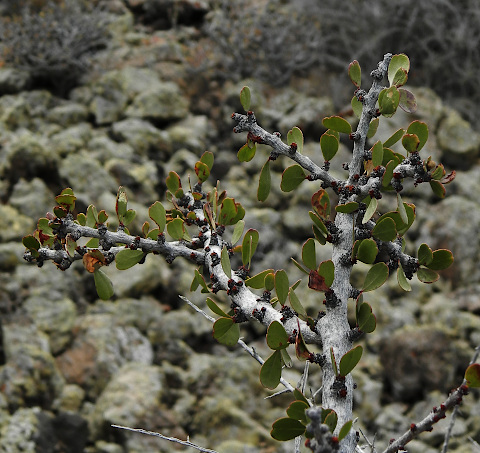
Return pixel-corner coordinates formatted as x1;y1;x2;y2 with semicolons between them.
260;350;282;389
266;321;290;350
271;417;306;441
258;160;271;202
339;345;363;377
281;165;306;192
116;249;145;270
240;86;251;111
322;116;352;134
465;364;480;388
94;269;114;300
363;262;389;292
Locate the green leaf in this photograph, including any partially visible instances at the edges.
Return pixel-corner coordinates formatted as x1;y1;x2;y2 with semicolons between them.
200;151;214;170
302;238;316;271
377;203;415;236
193;268;209;293
289;288;307;317
219;198;245;226
339;345;363;377
465;364;480;388
286;400;309;422
378;86;400;117
309;211;329;235
336;202;359;214
323;409;338;433
418;243;433;266
77;212;86;226
213;317;240;346
206;297;230;317
320;132;339;161
430;180;446;198
260;350;282;389
322;116;352;134
231;219;245;245
271;417;306;441
115;186;128;220
266;321;290;350
427;249;453;270
294;388;309;405
116;249;145;270
149;201;166;232
258;160;271;202
388;53;410;86
397;193;408;224
357;239;378;264
242;229;259;268
311;189;331;220
406;120;428;151
383;128;405;148
240;86;251;111
166;171;181;193
402;133;420;153
245;269;274;289
237;142;256;162
318;260;335;287
86;204;98;228
348;60;361;87
398;88;417;114
417;267;439;283
367;118;380;139
94;269;114;300
291;258;310;275
363;197;378;224
275;269;290;305
195;161;210;183
382;159;396;188
363;262;389;292
391;68;408;87
372;217;397;241
221;246;232;277
124;209;136;226
357;302;376;333
371;141;383;167
167;218;186;241
397;264;412;291
339;420;353;442
23;235;40;251
351;95;363;118
280;165;306;192
264;272;275;292
287;127;304;154
312;225;327;245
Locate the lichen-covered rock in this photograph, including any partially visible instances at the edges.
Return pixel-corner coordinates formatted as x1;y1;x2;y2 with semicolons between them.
9;177;54;221
23;296;77;355
0;204;35;242
46;102;89;127
0;67;31;94
0;344;65;410
55;313;153;399
50;123;93;157
125;82;189;121
437;108;480;168
111;118;171;156
0;407;56;453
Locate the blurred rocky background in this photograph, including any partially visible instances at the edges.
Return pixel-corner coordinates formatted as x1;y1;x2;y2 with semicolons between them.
0;0;479;452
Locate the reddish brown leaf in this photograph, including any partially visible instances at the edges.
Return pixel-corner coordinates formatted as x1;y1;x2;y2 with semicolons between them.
308;270;330;292
441;170;456;185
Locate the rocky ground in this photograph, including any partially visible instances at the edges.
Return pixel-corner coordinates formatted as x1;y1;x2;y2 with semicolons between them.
1;1;480;452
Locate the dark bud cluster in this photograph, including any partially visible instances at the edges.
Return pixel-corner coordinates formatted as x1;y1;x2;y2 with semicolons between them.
280;305;296;322
402;256;418;279
308;353;327;367
252;306;267;322
325;290;340;308
332;375;347;398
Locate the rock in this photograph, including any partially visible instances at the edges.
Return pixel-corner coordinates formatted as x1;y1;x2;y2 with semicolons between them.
53;384;85;412
0;242;23;272
50;123;93;157
166;115;209;153
0;407;56;453
58;150;118;201
379;326;468;402
87;135;135;163
55;313;153;399
0;67;31;94
89;363;167;444
2;130;58;185
111;118;171;156
46;102;89;127
9;177;54;220
437;109;480;168
0;344;65;410
0;94;31;129
0;204;34;242
125;81;190;122
53;411;89;453
418;195;480;287
23;296;77;354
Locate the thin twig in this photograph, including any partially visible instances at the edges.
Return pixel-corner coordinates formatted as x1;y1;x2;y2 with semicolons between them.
441;345;480;453
180;295;296;393
111;425;219;453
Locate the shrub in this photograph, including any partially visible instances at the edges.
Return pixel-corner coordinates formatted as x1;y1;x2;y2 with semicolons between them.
0;0;111;94
23;53;480;452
